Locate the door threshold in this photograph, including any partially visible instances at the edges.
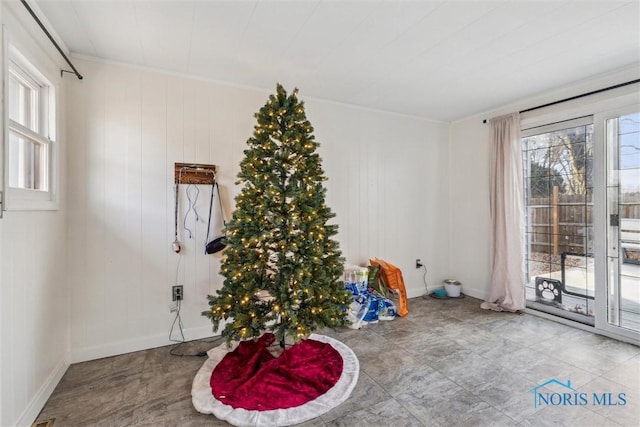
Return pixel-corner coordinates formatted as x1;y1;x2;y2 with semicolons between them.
526;300;594;326
523;307;640;346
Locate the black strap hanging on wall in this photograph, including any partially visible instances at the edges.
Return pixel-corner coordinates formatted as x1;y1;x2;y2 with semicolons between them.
205;182;228;254
20;0;83;80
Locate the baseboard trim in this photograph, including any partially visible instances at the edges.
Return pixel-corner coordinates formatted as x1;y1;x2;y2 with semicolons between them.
16;355;70;427
456;287;485;300
69;287;488;364
70;325;219;364
409;286;485;301
406;286;426;299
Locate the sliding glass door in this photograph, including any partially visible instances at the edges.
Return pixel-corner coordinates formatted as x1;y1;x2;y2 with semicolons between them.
522;117;595;325
603;111;640;334
522;106;640;341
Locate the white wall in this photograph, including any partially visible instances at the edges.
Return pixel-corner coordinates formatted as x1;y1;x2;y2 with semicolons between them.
0;2;69;426
1;0;4;419
447;120;492;299
448;66;640;301
65;58;450;362
307;101;451;294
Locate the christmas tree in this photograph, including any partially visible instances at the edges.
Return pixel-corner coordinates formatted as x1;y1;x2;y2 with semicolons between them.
203;84;351;346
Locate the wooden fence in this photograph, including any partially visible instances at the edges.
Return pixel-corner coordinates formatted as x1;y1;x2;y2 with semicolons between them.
529;187;640;255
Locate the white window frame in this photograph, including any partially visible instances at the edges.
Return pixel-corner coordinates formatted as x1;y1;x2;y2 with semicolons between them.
592;105;640;342
3;41;58;211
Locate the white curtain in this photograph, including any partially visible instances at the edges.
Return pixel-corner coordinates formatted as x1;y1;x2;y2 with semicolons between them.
481;113;526;312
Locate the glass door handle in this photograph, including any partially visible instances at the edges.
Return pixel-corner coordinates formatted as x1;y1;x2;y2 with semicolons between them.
610;214;619;226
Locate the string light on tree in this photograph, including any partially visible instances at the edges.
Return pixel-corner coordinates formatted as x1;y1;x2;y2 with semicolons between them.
203;84;351;347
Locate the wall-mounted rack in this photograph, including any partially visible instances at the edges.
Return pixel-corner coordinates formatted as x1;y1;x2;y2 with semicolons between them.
174;162;217;185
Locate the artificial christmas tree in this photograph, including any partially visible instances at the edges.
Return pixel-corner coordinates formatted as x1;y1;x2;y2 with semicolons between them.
203;84;351;347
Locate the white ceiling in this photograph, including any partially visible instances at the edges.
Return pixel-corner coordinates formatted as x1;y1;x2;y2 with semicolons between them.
33;0;640;122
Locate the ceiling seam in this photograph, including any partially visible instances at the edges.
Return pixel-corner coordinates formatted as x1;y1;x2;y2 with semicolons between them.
340;1;448;102
71;1;96;56
132;2;148;67
185;2;196;73
343;1;506;105
281;0;323;59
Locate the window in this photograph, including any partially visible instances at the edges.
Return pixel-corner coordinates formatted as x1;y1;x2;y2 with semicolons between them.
5;46;57;209
522;117;595;324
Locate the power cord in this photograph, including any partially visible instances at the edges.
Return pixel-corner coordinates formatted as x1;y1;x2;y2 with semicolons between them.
169;299;224;357
170;336;225;357
169;253;185;344
168;251;204;357
169;298;185;343
170;336;224;357
421;264;429;298
168;214;223;357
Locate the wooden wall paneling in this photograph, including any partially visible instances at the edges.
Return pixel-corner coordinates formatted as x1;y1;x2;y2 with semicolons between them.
66;64;88;350
358;113;371;263
197;86;218;315
65;58;451;362
346;114;360;264
140;73;169;335
188;83;210;325
181;79;197;307
85;63;108;344
0;209;8;420
448;117;493;299
0;219;6;421
194;84;210;164
33;214;62;378
123;70;144;339
308;103;350;267
166;77;185;312
14;216;29;415
367;120;382;258
206;85;248;300
5;236;15;417
200;153;215;324
104;65;130;341
4;217;19;416
207;87;229;299
434;124;453;282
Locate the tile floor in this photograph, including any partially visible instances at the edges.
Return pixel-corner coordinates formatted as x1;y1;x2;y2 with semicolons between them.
36;295;640;426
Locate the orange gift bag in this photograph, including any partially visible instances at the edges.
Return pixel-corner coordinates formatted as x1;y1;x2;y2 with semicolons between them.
369;258;408;317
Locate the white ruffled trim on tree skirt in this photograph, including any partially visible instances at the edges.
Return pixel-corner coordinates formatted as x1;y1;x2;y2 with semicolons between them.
191;333;359;427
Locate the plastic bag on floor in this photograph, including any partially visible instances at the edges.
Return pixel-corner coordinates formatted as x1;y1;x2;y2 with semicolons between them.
346;295;368;329
362;295;379;324
378;297;397;321
344;265;368;295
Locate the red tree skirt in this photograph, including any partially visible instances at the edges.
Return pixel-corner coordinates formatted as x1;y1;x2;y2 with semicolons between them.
211;333;343;410
192;334;359;426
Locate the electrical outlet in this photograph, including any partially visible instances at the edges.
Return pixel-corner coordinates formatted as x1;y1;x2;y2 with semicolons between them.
416;259;423;269
172;285;183;301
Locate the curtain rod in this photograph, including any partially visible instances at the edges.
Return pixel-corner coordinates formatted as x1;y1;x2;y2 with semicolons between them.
20;0;83;80
482;78;640;123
